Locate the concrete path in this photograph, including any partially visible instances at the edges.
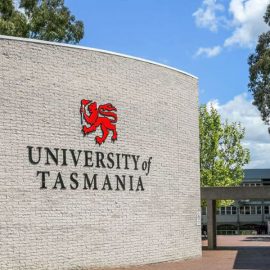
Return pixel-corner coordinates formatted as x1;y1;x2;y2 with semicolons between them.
105;235;270;270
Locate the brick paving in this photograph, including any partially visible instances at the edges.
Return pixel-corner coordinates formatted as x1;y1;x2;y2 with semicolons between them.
103;235;270;270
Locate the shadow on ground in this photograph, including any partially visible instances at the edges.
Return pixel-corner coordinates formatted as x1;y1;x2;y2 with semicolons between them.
242;236;270;242
211;246;270;270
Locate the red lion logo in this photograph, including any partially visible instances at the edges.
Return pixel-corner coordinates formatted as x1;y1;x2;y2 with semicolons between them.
80;99;118;145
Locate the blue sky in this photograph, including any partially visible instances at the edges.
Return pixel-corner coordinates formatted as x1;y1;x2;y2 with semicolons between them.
65;0;267;104
65;0;270;168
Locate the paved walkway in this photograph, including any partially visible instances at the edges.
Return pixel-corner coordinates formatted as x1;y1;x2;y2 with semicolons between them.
106;235;270;270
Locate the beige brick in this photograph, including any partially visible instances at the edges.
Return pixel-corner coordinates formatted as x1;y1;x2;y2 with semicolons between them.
0;36;201;270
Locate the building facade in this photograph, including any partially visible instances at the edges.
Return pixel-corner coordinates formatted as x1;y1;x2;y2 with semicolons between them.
0;36;201;269
202;169;270;235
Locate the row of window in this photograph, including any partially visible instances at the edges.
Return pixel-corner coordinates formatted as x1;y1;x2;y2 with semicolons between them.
202;206;270;215
242;183;262;187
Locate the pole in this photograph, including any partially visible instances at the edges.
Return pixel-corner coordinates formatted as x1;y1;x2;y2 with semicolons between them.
207;199;217;249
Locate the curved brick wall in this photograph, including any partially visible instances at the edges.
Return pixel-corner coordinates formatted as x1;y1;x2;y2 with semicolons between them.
0;36;201;269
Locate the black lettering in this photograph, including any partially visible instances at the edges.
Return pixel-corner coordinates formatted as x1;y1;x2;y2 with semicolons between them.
62;149;68;166
116;153;121;169
132;155;140;170
53;172;66;189
122;154;131;169
96;152;106;168
70;172;79;190
84;151;93;167
70;149;81;166
107;152;114;169
36;171;49;189
142;161;147;171
45;147;59;165
28;146;42;165
102;175;112;190
129;175;134;191
83;173;98;190
136;176;144;191
116;175;125;191
146;157;152;176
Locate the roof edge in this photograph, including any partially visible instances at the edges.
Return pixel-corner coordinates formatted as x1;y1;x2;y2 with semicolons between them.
0;35;198;79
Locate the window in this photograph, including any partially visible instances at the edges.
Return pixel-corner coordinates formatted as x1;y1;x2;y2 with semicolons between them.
216;208;220;215
226;207;232;215
251;206;256;215
265;206;269;214
257;206;262;215
262;179;270;186
221;207;226;215
245;206;251;215
232;207;237;215
202;207;207;216
240;206;244;214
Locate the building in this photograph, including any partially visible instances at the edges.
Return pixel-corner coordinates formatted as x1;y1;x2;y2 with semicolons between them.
202;169;270;235
0;36;201;269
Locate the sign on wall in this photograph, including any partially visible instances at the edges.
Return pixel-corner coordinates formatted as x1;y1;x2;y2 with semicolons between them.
27;100;153;191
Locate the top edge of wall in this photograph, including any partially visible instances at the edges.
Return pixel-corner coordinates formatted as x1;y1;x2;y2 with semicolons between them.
0;35;198;80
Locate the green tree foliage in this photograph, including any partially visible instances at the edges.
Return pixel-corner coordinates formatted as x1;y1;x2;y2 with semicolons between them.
200;105;250;192
248;3;270;123
0;0;84;44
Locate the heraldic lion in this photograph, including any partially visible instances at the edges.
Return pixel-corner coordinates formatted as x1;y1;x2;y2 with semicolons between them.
80;99;118;145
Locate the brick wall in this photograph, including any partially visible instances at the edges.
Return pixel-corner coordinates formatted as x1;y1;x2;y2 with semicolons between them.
0;36;201;269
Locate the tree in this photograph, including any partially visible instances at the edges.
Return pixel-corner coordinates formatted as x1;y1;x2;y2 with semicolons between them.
0;0;84;44
200;105;250;206
248;3;270;124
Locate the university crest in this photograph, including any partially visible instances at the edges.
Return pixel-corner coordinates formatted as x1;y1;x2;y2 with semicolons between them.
80;99;118;145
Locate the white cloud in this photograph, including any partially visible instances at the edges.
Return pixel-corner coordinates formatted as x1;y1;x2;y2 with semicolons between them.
193;0;225;32
194;0;270;57
207;93;270;168
225;0;269;47
195;45;222;57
